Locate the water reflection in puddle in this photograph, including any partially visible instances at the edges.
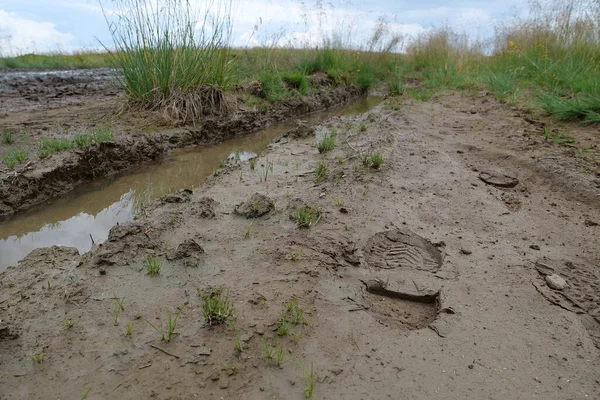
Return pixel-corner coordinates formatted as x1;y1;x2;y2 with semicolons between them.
0;96;382;270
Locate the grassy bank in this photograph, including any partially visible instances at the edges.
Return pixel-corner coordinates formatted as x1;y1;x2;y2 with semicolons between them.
2;0;598;124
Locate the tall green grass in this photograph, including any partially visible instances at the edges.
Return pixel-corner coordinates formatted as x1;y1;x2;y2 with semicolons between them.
404;0;600;123
102;0;236;123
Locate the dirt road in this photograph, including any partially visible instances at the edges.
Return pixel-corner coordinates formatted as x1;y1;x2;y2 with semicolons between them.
1;90;599;399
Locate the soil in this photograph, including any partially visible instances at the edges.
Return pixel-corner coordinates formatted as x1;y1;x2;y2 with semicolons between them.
0;70;363;216
1;82;600;399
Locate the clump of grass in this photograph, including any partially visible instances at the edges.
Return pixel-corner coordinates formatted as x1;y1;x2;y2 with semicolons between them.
2;129;14;145
370;152;384;169
29;349;45;364
332;196;345;207
199;286;235;326
113;296;125;326
315;160;328;183
262;342;285;367
37;138;75;158
281;71;309;95
286;298;308;325
145;256;162;276
358;122;367;132
125;322;133;336
234;333;243;353
2;148;27;168
316;134;335;154
249;157;257;170
292;206;321;228
276;312;291;336
145;305;186;342
103;0;235;123
62;320;74;329
73;127;114;148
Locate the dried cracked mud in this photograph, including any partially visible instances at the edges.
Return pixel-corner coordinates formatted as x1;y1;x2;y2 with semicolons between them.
1;90;600;399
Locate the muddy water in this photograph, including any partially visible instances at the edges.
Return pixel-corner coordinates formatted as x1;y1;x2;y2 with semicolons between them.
0;96;382;270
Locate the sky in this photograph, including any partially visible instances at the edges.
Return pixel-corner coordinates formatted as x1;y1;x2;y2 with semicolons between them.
0;0;527;56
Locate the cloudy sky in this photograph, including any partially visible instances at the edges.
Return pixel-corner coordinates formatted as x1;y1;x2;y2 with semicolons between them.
0;0;526;56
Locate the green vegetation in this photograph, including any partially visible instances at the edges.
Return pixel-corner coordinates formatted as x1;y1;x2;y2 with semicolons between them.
144;256;162;276
125;322;133;336
369;152;384;169
113;296;125;326
316;134;336;154
402;0;600;123
2;129;13;145
315;160;328;182
61;320;74;329
276;312;291;336
199;286;235;326
28;349;45;364
2;148;27;168
302;361;315;398
145;305;186;342
262;342;285;367
37;127;114;159
0;52;113;69
292;206;321;228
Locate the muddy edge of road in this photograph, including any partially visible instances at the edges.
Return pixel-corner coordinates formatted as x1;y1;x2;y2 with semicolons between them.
0;79;364;217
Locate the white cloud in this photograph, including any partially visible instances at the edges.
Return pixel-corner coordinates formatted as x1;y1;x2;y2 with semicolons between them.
0;10;75;55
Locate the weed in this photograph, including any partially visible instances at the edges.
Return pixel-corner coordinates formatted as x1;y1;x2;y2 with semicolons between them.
262;342;285;367
286;298;308;325
317;134;336;154
29;349;45;364
145;256;162;276
281;71;309;95
336;156;345;164
62;320;74;329
125;322;133;336
315;160;328;183
293;331;302;345
199;286;235;326
332;196;345;207
359;122;367;132
169;215;175;225
73;127;113;148
276;312;291;336
113;296;125;326
370;152;384;169
2;148;27;168
80;388;92;400
249;157;257;170
245;222;253;238
146;305;186;342
234;333;243;353
292;206;321;228
2;129;13;145
290;250;301;261
262;161;273;181
302;361;314;398
37;138;74;158
218;160;225;168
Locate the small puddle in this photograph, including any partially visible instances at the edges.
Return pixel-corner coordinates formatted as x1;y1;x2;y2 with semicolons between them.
0;96;382;270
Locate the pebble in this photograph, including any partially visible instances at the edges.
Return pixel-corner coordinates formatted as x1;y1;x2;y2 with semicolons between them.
545;274;567;290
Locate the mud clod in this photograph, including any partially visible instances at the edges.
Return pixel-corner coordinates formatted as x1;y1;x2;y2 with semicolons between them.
163;189;193;203
478;169;519;188
191;197;218;219
168;239;205;261
94;223;156;265
234;193;274;218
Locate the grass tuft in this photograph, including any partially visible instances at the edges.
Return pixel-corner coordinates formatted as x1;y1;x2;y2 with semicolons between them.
2;148;27;168
145;256;162;276
292;206;321;228
199;286;235;326
316;134;336;154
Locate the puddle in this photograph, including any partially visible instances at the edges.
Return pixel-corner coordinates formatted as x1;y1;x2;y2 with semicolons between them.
0;96;382;270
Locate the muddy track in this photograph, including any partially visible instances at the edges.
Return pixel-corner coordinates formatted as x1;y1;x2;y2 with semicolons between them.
0;85;364;217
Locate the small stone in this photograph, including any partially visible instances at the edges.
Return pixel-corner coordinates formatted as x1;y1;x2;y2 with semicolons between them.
197;346;212;356
210;370;220;381
468;364;474;369
219;380;229;389
331;367;343;376
529;244;541;251
459;248;472;255
545;274;567;290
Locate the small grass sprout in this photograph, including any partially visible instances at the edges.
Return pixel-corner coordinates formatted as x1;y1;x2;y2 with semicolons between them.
2;129;14;145
315;160;327;183
276;312;291;336
29;349;45;364
2;148;27;168
125;322;133;336
145;255;162;276
146;305;186;342
62;320;74;329
263;342;285;367
370;152;384;169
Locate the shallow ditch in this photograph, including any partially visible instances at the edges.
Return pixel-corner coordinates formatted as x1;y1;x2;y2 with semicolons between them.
0;96;382;270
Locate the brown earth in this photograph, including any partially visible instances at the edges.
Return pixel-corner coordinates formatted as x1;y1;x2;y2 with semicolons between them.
1;90;600;399
0;70;363;216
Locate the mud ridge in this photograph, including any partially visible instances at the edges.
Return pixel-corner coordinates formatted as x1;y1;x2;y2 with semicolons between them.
0;85;364;217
